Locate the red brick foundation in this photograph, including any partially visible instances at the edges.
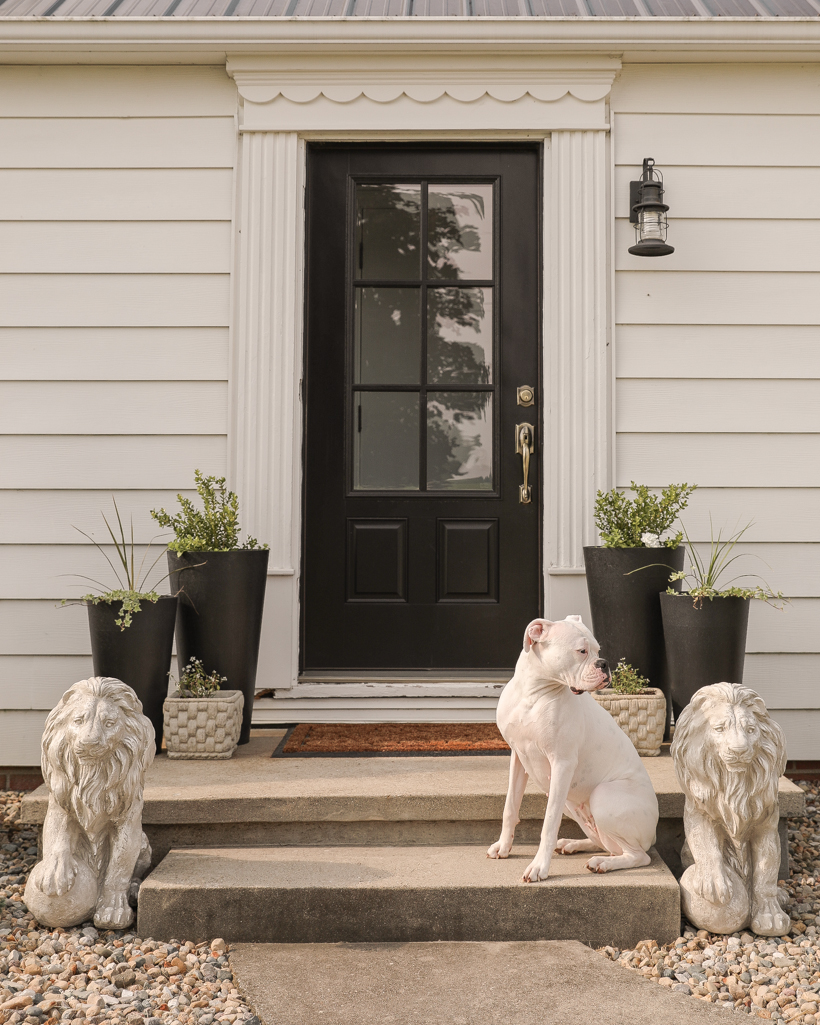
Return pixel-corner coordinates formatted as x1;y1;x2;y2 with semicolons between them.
0;768;43;791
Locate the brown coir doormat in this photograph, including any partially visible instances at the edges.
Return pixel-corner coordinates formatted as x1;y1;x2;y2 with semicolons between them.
273;723;510;757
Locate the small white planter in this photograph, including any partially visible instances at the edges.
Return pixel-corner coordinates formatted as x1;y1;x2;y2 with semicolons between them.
593;687;666;757
163;690;244;759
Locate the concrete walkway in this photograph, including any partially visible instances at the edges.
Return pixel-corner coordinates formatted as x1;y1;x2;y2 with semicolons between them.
231;941;735;1025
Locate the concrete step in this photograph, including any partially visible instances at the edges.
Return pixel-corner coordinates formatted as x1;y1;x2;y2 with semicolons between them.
137;844;680;948
22;734;802;877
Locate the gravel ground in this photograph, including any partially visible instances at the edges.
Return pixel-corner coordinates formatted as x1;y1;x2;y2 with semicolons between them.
600;780;820;1022
0;792;258;1025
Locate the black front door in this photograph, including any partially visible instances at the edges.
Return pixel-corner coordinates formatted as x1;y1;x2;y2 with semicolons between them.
302;145;541;671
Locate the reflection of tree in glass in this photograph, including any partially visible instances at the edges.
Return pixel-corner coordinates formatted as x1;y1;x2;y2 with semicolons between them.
427;287;490;385
427;394;492;490
357;185;421;280
428;191;486;279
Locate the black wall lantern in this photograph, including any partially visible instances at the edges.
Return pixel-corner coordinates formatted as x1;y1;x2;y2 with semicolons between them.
629;157;674;257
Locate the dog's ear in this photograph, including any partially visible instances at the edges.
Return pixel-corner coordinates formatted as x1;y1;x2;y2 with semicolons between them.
566;615;583;624
524;619;554;652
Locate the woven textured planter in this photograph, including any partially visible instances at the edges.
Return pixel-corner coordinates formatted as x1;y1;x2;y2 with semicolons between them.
163;690;244;760
593;687;666;757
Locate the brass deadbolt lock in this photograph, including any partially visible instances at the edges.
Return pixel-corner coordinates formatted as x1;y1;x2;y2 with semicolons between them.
517;385;535;407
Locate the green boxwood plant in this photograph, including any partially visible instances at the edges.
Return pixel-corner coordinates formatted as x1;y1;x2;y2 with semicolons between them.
150;471;267;554
593;481;697;549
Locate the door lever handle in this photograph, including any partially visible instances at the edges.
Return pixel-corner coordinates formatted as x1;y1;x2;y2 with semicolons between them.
515;423;535;504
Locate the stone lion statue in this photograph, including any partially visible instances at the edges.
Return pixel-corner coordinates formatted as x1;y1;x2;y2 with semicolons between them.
671;681;788;937
24;677;155;930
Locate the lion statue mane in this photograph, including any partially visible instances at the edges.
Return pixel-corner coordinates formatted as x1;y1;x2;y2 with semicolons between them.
671;681;789;937
24;676;155;930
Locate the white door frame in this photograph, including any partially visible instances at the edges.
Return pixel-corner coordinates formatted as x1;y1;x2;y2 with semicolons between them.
226;51;616;713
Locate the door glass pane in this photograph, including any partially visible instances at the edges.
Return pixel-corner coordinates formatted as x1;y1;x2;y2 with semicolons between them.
356;184;421;281
427;287;492;385
354;392;420;491
427;392;493;491
354;287;421;385
428;184;493;280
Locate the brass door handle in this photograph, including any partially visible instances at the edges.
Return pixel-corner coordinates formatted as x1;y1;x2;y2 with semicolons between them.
515;423;535;504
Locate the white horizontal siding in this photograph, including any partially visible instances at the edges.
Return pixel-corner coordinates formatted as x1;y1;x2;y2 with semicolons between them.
617;380;820;433
0;328;228;381
0;275;230;327
614;167;820;220
611;63;820;116
0;491;197;544
677;489;820;543
612;66;820;759
0;117;235;168
0;67;237;760
0;437;226;489
0;170;233;221
615;114;820;167
0;382;228;434
617;326;820;379
617;272;820;326
0;66;235;118
617;435;820;488
768;712;820;761
0;656;94;709
744;654;820;709
0;546;168;600
615;220;820;273
0;711;49;766
0;655;180;712
0;223;232;274
0;602;90;656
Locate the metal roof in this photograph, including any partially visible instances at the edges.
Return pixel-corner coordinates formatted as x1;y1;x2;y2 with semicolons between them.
1;0;818;17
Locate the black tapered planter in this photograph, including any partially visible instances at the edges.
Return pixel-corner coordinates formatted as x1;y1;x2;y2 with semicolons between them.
167;549;269;745
660;592;750;722
88;594;177;753
584;546;686;728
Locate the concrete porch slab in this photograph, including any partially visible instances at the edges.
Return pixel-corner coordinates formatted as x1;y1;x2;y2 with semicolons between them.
230;940;735;1025
137;844;681;948
21;734;803;876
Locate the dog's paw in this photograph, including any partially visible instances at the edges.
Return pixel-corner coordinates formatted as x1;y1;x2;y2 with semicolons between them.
94;891;134;931
585;856;611;873
487;839;512;860
522;857;551;883
38;854;77;897
555;839;590;855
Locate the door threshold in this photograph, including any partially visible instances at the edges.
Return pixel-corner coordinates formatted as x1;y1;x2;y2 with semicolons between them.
300;671;511;686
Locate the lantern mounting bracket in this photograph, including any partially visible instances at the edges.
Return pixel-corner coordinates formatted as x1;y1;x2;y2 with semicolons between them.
628;180;642;225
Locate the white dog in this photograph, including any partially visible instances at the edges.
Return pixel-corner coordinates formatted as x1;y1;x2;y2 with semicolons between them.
488;616;659;882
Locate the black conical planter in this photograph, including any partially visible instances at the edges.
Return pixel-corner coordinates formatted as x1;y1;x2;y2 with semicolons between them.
584;546;686;729
88;594;177;753
167;549;269;745
660;593;750;721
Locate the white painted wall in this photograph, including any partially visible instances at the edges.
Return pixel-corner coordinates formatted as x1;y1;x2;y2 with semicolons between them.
610;62;820;759
0;65;235;764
